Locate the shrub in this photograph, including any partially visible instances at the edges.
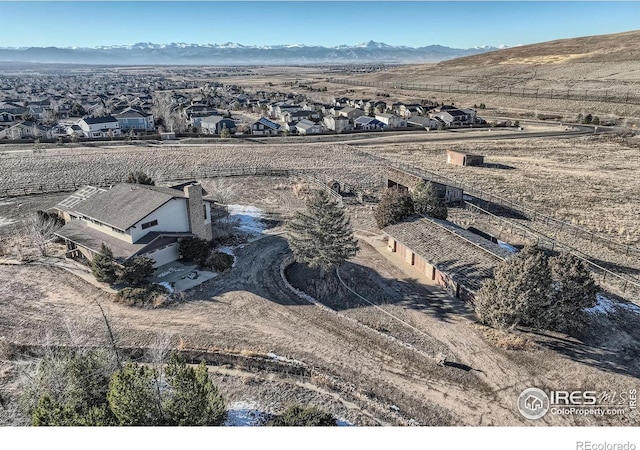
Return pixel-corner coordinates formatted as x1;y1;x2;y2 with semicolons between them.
266;405;337;426
374;188;414;229
119;256;155;286
115;284;168;308
206;251;234;272
177;236;210;265
125;171;155;185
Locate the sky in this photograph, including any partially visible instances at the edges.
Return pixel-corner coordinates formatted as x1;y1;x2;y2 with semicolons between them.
0;1;638;49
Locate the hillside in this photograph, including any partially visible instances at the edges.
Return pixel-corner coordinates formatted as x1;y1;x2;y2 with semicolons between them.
440;29;640;66
342;30;640;118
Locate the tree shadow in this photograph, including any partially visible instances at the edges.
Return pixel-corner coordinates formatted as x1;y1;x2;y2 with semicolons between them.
331;259;481;324
481;163;516;170
466;197;530;221
529;328;640;378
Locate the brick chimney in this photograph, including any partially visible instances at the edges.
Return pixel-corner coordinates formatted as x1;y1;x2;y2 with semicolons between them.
183;183;212;241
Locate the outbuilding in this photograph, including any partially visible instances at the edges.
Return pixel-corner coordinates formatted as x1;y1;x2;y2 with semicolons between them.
447;150;485;166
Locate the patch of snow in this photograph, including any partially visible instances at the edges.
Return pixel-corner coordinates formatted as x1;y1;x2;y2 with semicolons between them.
0;201;14;206
156;267;183;278
336;418;353;426
227;204;266;235
497;240;519;254
218;246;234;256
156;282;174;293
0;217;17;227
585;293;640;316
225;401;268;426
267;352;305;366
217;246;237;268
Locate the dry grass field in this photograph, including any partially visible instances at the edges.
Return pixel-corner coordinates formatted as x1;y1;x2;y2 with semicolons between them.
365;134;640;245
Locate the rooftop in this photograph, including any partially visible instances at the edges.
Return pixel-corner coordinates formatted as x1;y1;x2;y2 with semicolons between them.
384;216;512;292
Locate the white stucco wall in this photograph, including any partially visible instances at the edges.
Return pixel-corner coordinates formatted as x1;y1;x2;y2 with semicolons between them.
129;198;190;243
144;243;180;268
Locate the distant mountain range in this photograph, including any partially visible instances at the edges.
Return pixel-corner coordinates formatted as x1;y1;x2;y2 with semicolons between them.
0;41;504;65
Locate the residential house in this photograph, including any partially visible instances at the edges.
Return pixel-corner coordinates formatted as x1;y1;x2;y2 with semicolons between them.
284;110;320;123
398;104;425;118
295;119;324;135
375;113;407;129
407;116;439;130
112;107;155;132
250;117;281;136
434;108;476;127
354;116;385;131
323;115;353;133
78;116;121;138
0;121;52;140
54;182;216;268
337;107;365;120
199;115;236;135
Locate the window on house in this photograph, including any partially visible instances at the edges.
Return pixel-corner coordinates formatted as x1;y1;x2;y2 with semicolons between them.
141;219;158;230
203;205;208;220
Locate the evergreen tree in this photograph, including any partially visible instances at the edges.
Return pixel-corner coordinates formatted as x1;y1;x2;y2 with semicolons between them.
475;246;553;330
91;243;117;284
107;362;164;426
266;405;337;426
548;253;598;332
287;190;359;275
28;349;117;426
119;256;155;286
163;354;226;426
373;188;415;229
125;171;155;185
177;236;210;265
412;181;448;220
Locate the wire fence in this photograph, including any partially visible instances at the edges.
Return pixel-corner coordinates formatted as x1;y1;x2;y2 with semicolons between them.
462;201;640;298
329;77;640;106
0;166;310;198
349;147;640;259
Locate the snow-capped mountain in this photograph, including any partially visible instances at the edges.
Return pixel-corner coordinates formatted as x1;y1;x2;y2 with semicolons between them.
0;41;503;65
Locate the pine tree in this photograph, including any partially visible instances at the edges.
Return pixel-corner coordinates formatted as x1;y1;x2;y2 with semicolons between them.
548;253;598;332
475;246;553;330
412;181;448;220
119;256;155;286
163;354;226;426
91;243;117;284
107;362;164;426
374;188;415;228
287;190;359;275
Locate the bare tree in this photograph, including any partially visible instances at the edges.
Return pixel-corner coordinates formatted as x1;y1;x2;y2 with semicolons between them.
29;211;64;257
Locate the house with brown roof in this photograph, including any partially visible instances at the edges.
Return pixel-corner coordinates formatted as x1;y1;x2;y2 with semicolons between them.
54;182;216;268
